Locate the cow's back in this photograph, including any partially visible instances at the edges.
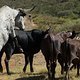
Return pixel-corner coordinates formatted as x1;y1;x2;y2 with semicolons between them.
0;6;18;20
15;30;28;51
15;29;43;54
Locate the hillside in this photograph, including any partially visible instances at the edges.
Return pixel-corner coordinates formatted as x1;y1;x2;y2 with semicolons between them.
0;0;80;32
0;0;80;17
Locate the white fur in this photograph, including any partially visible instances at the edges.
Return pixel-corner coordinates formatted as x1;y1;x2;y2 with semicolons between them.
0;5;25;51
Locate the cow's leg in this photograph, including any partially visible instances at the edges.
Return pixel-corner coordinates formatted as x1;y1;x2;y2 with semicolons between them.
4;44;14;75
43;54;55;80
58;53;64;74
46;60;51;79
43;56;50;79
4;49;12;75
70;64;75;70
4;56;11;75
0;49;4;73
60;63;64;75
65;63;70;80
45;57;52;80
77;63;79;76
23;54;29;73
58;60;64;74
51;61;56;80
47;60;56;80
29;54;34;72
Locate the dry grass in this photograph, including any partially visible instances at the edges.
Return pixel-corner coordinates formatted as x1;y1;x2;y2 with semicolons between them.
0;52;80;80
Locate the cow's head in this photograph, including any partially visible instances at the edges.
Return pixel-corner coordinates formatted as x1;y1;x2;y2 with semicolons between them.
15;6;36;30
61;31;73;40
18;9;26;17
69;30;77;39
18;5;36;17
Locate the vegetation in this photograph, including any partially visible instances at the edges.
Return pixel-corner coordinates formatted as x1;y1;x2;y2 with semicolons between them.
0;0;80;16
0;0;80;32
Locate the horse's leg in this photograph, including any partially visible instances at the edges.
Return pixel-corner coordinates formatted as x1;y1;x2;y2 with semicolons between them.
0;49;4;73
23;54;29;73
29;54;34;72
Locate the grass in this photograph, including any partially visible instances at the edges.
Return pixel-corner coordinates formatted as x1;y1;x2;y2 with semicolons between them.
0;53;80;80
33;14;80;33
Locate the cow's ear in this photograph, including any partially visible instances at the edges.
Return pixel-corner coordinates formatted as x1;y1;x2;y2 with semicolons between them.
45;27;51;34
18;8;23;12
18;9;26;16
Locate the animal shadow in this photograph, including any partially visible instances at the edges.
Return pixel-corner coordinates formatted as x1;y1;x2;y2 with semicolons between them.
16;74;65;80
55;76;64;80
16;74;45;80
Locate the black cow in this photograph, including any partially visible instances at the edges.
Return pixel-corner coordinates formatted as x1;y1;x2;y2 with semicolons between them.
0;29;49;75
41;33;58;80
41;31;76;80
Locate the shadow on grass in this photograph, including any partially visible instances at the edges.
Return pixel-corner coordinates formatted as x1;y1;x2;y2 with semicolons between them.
0;72;23;75
1;72;65;80
55;76;64;80
15;72;65;80
16;76;64;80
16;75;46;80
